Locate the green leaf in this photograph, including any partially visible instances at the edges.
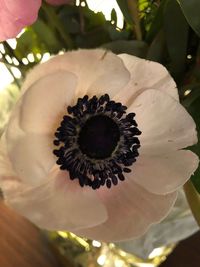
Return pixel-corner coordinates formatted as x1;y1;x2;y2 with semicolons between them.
116;0;134;25
102;40;148;58
15;29;46;61
59;6;80;34
183;87;200;193
83;8;107;29
178;0;200;37
184;180;200;226
16;30;37;58
146;30;166;63
75;28;109;48
163;0;189;82
183;86;200;129
145;0;167;43
111;8;117;25
182;84;200;108
191;166;200;194
107;24;129;41
32;19;62;53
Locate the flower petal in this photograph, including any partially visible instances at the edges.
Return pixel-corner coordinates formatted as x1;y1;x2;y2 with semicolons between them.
114;54;178;106
0;0;41;41
129;151;199;195
1;178;29;199
5;91;57;187
21;49;130;99
116;191;199;258
7;133;56;186
19;70;77;134
73;181;177;242
0;135;29;199
129;89;197;154
0;134;16;178
6;71;77;186
6;168;108;231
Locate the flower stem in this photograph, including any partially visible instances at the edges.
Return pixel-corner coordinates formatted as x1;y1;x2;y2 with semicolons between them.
127;0;142;41
184;180;200;226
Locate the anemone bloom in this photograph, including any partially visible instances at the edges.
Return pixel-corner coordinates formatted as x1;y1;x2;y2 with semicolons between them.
0;49;198;242
0;0;71;41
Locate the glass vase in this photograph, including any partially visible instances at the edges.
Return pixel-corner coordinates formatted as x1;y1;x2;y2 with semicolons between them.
46;231;175;267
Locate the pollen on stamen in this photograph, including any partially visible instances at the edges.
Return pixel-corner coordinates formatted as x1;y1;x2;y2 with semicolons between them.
53;94;141;190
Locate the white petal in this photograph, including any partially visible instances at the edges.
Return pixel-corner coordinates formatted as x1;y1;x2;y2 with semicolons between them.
5;100;24;151
21;49;130;99
5;101;47;186
6;168;108;231
116;191;199;258
0;135;25;198
114;54;178;106
85;51;130;98
20;71;77;134
7;133;56;186
129;151;199;195
0;136;30;200
129;89;197;154
5;72;76;186
1;179;30;199
74;181;177;242
0;134;16;178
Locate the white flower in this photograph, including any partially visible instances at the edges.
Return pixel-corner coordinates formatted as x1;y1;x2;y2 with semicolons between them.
0;49;198;242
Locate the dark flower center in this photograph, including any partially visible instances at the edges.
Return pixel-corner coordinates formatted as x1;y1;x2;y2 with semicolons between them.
78;115;120;159
53;94;141;190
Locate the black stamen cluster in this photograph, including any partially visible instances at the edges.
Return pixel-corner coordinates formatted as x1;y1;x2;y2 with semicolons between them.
53;94;141;190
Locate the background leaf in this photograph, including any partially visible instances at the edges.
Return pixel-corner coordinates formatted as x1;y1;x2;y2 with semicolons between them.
145;0;167;43
32;19;63;53
102;40;148;58
164;0;189;83
116;0;134;25
146;30;166;63
178;0;200;37
184;180;200;226
183;88;200;193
